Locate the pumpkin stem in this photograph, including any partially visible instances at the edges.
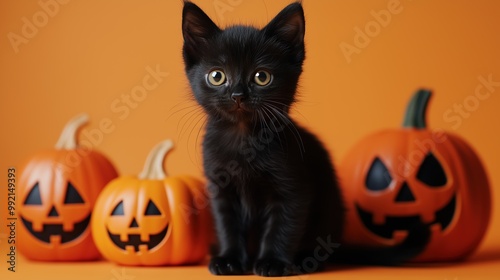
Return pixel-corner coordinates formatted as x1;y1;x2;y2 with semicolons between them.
138;140;174;180
55;114;90;149
402;89;432;129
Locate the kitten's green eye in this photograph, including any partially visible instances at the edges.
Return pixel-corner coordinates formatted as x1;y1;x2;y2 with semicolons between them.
254;70;272;86
207;70;226;86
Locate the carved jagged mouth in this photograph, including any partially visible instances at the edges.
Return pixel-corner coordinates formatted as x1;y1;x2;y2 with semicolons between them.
356;195;456;239
21;215;91;244
107;225;169;252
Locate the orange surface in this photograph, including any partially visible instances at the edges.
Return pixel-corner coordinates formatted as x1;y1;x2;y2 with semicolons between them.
0;252;498;280
1;0;499;279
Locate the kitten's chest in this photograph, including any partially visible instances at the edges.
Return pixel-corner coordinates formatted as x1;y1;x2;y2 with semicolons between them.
203;127;292;221
203;127;279;172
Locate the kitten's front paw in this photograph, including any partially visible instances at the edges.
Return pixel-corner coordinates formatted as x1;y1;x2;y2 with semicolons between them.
254;258;295;277
209;256;245;275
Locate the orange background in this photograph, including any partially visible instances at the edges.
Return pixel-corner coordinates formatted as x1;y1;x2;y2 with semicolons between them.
0;0;499;279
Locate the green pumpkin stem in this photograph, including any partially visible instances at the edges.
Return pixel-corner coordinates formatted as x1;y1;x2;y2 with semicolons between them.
139;140;174;180
402;89;432;129
55;114;89;149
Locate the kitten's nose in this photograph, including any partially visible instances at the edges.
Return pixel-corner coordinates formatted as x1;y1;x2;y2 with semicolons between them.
231;92;245;104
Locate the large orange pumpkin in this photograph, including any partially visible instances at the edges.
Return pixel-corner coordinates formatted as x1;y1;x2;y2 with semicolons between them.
339;89;491;262
17;114;118;261
91;140;213;266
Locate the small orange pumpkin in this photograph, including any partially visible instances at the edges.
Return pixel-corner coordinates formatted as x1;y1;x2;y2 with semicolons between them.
91;140;213;266
339;89;491;262
17;114;118;261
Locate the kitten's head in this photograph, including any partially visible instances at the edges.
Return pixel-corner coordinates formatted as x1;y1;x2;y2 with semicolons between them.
182;1;305;125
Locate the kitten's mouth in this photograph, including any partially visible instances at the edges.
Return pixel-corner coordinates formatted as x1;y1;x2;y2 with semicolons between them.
233;103;248;112
221;102;255;122
235;107;247;113
230;103;252;113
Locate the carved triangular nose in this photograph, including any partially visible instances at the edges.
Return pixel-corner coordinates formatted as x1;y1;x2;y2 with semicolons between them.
129;218;139;228
395;182;416;202
48;206;59;217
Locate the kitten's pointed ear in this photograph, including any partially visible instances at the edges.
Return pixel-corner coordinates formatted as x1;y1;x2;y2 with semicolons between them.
182;1;220;48
263;2;305;45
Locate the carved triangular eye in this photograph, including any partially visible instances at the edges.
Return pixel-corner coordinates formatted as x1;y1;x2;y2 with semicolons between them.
64;182;84;204
144;200;161;216
24;182;42;205
111;201;125;216
417;153;447;187
366;158;392;191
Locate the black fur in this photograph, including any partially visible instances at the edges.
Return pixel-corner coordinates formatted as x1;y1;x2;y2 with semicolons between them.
181;1;429;276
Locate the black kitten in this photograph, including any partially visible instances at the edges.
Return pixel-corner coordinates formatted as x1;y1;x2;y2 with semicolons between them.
182;1;344;276
181;1;431;276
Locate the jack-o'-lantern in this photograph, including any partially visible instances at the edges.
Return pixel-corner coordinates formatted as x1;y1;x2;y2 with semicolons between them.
91;140;213;266
339;89;491;262
17;114;118;261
